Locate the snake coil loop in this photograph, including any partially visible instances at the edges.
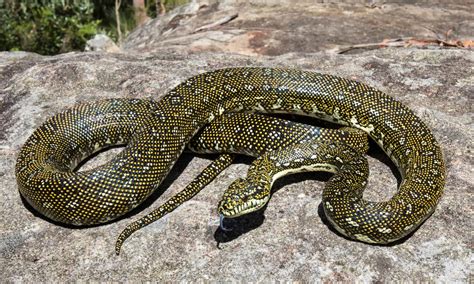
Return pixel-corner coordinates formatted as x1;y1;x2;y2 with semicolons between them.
16;67;445;250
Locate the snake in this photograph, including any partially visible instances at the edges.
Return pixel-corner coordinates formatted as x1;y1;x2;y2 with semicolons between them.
15;67;446;252
115;111;369;253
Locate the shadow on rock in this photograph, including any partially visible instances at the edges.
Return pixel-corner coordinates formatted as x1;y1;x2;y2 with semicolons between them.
214;209;266;247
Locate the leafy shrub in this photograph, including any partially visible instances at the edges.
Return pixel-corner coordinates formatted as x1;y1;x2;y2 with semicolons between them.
0;1;100;55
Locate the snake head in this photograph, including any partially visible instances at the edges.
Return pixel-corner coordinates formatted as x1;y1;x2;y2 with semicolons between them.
218;178;270;218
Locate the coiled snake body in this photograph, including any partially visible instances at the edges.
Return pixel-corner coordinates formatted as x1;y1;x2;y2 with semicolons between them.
16;67;445;251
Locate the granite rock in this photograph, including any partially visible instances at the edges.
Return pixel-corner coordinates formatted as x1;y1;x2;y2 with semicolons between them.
0;2;472;282
123;1;473;56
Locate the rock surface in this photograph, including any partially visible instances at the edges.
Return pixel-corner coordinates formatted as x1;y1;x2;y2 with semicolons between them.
123;1;473;56
0;2;473;282
85;34;121;53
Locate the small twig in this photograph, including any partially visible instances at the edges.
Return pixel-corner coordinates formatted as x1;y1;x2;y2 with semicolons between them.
329;37;473;54
156;0;166;15
328;38;407;54
115;0;122;44
194;13;238;33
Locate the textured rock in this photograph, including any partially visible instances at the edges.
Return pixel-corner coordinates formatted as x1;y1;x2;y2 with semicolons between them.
123;1;473;56
85;34;121;53
1;48;472;282
0;2;473;282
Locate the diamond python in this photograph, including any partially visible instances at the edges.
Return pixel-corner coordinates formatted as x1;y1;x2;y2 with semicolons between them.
115;111;369;253
15;67;446;249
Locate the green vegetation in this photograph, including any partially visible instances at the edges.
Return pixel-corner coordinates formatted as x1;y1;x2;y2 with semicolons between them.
0;1;100;55
0;0;189;55
147;0;190;18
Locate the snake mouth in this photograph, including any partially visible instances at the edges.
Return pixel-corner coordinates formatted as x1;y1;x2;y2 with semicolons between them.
218;196;270;218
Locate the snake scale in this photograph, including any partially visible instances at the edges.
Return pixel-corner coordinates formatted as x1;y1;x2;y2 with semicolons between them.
115;111;368;253
15;67;446;252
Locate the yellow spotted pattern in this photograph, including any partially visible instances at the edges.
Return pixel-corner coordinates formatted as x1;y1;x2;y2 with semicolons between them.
115;113;368;254
16;67;446;247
